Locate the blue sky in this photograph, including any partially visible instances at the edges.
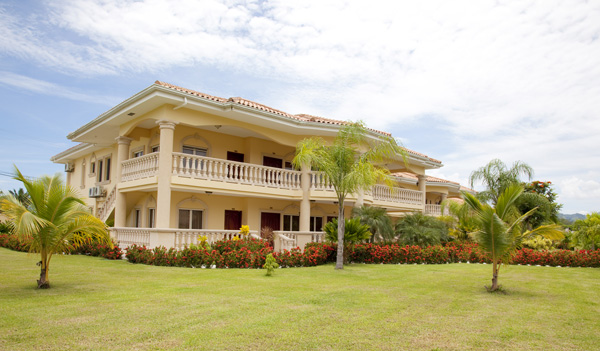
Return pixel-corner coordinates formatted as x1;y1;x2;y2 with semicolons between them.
0;0;599;214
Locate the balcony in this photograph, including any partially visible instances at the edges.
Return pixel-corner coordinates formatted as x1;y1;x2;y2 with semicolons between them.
119;152;424;208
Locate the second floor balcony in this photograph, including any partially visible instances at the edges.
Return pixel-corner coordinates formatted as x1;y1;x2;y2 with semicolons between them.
119;152;425;209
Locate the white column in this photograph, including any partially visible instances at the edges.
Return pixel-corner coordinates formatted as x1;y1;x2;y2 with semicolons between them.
299;163;311;232
418;175;427;213
440;193;448;215
355;189;364;208
114;136;132;227
156;120;177;229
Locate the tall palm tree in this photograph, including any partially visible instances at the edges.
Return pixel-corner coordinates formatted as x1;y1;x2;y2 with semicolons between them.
463;184;563;291
293;122;405;269
8;188;30;207
0;167;110;289
469;159;534;205
352;205;394;242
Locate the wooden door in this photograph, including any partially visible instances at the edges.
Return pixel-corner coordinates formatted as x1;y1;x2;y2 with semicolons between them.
263;156;282;168
224;210;242;230
227;152;245;179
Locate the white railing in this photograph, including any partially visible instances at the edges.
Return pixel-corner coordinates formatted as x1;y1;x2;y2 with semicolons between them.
425;204;443;216
172;153;301;189
97;186;117;222
274;231;326;251
121;153;159;182
173;229;261;250
371;185;423;205
310;171;335;191
111;228;151;247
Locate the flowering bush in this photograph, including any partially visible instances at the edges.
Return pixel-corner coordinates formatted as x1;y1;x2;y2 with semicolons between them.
0;233;122;259
512;248;600;267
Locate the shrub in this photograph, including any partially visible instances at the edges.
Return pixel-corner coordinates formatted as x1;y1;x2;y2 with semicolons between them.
395;212;449;246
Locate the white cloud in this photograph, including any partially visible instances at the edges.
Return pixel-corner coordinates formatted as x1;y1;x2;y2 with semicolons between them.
560;176;600;200
0;72;118;105
1;0;599;212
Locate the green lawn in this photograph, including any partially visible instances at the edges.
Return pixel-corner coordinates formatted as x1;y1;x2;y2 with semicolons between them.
1;248;599;351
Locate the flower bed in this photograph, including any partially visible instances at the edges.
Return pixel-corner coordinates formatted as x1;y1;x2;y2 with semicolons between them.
0;233;122;260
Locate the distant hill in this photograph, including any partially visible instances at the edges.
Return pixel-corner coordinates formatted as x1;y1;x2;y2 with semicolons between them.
559;213;586;223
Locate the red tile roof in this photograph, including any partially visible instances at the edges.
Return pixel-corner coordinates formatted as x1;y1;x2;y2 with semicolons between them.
154;80;441;164
393;172;460;185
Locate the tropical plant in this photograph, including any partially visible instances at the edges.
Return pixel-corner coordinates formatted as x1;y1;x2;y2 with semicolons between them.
8;188;31;207
394;212;449;246
0;167;110;289
463;184;563;291
293;122;405;269
352;205;394;242
469;159;534;205
324;217;372;244
441;199;479;241
570;213;600;250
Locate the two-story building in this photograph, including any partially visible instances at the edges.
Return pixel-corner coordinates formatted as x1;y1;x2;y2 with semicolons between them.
51;81;465;251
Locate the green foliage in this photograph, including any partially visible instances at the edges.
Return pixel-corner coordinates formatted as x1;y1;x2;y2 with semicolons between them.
0;220;12;234
469;159;534;205
263;253;279;276
571;212;600;250
293;122;405;269
394;212;449;246
463;184;564;291
324;217;372;244
522;236;555;251
0;166;110;288
440;199;479;241
8;188;30;207
352;205;394;242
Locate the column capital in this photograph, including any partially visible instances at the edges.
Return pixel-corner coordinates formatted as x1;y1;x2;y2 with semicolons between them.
115;136;133;145
157;120;178;130
417;174;428;181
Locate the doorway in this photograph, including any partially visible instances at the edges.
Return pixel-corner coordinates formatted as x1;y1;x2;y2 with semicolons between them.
224;210;242;230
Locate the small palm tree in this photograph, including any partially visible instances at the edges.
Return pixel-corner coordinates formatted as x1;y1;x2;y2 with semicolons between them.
394;212;449;246
469;159;534;205
8;188;30;207
463;184;563;292
352;205;394;242
293;122;405;269
0;167;110;289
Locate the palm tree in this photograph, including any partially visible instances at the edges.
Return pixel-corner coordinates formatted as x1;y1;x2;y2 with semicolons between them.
469;159;534;205
441;199;479;241
394;212;449;246
463;184;563;291
8;188;30;207
293;122;405;269
352;205;394;243
0;167;110;289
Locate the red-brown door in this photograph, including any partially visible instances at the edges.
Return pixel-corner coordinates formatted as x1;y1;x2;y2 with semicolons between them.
227;152;244;162
224;210;242;230
260;212;280;244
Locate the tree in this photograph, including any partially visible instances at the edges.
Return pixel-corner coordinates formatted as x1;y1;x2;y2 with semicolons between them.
0;167;110;289
463;184;563;292
517;181;562;228
570;213;600;250
293;122;405;269
8;188;31;207
394;212;449;246
352;205;394;242
469;159;534;205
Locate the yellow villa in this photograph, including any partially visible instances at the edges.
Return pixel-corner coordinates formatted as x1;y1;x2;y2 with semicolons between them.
51;81;467;251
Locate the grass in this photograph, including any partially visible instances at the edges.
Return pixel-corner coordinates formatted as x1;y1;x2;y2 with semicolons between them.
1;248;599;350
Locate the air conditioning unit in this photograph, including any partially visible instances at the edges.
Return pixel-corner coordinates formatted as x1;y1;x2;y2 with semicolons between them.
65;163;74;172
89;186;105;198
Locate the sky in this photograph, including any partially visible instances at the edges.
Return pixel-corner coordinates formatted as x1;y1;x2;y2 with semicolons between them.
0;0;598;214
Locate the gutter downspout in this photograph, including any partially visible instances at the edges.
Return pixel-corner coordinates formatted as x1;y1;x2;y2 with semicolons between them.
173;97;188;110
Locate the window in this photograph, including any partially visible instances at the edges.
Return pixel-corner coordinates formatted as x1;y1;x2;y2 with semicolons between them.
133;150;143;158
148;208;155;228
285;161;293;170
151;145;160;153
91;162;96;175
134;209;141;228
97;160;103;182
182;146;207;170
283;214;299;231
310;216;323;232
105;157;111;181
182;146;207;156
178;209;203;229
